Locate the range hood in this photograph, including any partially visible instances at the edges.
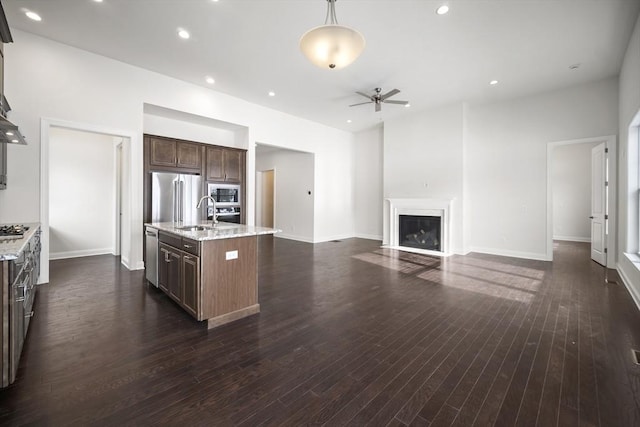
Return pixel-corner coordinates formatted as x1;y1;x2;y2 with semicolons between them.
0;3;24;145
0;96;26;145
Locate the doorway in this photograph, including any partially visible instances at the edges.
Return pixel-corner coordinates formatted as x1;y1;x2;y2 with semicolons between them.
48;127;124;261
115;141;123;256
40;119;134;284
256;169;275;228
254;143;315;242
546;135;617;267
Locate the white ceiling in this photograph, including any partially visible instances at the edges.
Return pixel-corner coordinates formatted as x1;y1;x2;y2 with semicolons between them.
3;0;639;132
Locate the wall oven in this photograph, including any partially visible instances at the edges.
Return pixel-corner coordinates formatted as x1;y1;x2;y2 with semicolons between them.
207;183;241;223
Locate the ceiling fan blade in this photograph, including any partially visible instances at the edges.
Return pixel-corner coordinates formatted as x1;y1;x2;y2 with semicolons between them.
384;100;409;105
375;102;381;112
356;91;372;99
380;88;400;100
349;101;374;107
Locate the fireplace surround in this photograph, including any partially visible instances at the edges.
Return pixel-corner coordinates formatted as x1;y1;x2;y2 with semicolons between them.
386;198;451;256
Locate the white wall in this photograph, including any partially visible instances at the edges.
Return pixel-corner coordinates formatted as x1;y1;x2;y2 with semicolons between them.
353;126;383;241
0;30;354;282
255;149;315;242
383;103;465;254
551;142;599;242
49;127;116;259
467;78;618;260
143;114;238;148
617;13;640;310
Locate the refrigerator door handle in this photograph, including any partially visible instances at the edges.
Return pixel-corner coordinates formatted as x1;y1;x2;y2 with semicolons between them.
173;180;178;223
178;181;184;222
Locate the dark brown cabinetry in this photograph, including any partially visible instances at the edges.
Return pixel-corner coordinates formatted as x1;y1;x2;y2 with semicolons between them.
181;254;200;317
158;232;201;316
143;134;247;227
1;227;41;388
148;136;202;172
206;146;244;183
149;228;258;328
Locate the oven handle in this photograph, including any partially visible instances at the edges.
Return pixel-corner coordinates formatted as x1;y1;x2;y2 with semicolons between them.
15;273;30;302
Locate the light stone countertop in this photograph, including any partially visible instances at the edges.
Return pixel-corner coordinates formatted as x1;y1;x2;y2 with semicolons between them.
144;221;279;241
0;223;41;261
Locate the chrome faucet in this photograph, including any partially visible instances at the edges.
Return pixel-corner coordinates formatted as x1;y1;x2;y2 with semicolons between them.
196;195;218;225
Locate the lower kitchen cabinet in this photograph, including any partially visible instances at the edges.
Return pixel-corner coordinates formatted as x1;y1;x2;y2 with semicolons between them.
158;236;200;316
1;225;41;388
182;254;200;317
161;244;182;302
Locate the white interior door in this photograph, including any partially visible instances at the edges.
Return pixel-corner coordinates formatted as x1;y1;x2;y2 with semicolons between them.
590;142;606;265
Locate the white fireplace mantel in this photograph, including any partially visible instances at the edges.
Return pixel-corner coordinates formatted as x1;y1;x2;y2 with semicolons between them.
385;198;452;257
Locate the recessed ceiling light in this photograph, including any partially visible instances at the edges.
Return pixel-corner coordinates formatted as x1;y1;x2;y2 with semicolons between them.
205;76;215;84
268;91;275;97
11;139;18;143
405;103;411;108
6;131;13;136
489;80;499;85
436;5;449;15
93;0;104;3
569;63;580;70
25;10;42;21
347;120;352;123
177;29;190;39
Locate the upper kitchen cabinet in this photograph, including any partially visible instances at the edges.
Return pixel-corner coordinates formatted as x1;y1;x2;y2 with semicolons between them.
148;135;202;172
206;146;244;183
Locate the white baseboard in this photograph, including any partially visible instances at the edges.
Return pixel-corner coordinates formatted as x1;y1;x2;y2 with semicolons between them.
468;246;551;261
618;258;640;313
50;248;114;260
121;256;131;270
354;233;383;241
116;256;143;271
275;233;314;243
314;233;357;243
553;235;591;243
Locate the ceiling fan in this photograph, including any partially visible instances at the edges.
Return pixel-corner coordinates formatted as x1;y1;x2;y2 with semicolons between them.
349;88;409;112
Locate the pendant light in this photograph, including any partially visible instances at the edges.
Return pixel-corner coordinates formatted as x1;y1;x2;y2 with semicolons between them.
299;0;365;70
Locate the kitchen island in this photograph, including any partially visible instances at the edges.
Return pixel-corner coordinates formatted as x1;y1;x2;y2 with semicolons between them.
144;222;278;329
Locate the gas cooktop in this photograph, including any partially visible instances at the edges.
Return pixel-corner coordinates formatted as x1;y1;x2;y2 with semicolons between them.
0;225;29;240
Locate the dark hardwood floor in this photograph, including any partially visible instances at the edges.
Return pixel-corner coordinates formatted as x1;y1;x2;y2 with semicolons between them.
1;237;640;426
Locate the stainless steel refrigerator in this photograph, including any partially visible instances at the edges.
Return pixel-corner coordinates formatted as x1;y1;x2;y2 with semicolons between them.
151;172;203;224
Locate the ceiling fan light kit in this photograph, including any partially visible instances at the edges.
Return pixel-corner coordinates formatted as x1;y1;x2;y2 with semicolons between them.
299;0;365;70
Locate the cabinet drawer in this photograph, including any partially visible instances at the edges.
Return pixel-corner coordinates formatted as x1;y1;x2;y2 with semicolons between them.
159;231;181;248
181;238;200;256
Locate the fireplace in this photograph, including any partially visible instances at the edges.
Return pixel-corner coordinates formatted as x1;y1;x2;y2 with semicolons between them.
399;215;442;251
386;198;451;256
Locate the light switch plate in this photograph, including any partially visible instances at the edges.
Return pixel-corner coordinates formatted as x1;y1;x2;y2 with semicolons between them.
226;250;238;260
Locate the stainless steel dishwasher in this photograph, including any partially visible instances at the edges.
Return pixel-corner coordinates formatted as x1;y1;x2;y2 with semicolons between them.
145;227;159;287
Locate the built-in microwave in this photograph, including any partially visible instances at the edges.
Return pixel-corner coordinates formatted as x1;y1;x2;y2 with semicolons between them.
208;183;241;206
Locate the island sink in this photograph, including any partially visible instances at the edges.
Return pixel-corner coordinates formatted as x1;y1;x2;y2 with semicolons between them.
144;222;278;329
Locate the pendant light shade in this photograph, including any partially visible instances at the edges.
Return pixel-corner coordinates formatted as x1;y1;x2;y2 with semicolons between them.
299;0;365;70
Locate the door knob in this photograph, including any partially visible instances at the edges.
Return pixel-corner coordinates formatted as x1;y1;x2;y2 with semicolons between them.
589;216;594;219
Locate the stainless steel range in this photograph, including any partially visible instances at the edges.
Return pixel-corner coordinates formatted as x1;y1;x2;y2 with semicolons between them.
0;224;29;240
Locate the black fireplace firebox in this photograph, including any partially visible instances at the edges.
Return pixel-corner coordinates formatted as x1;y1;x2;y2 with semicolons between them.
399;215;442;251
